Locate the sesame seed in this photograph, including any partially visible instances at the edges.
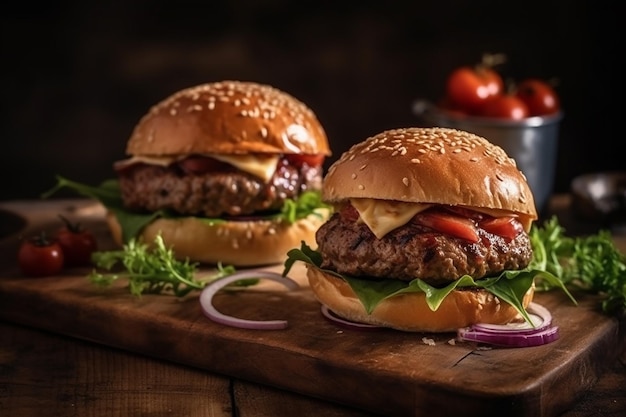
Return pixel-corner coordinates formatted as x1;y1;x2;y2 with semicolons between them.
402;177;409;186
358;184;364;190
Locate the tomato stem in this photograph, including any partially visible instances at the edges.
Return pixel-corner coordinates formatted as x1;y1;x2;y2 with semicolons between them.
27;230;55;247
58;214;83;233
481;52;507;69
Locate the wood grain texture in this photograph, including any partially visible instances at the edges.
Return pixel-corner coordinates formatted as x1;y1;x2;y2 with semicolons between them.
0;198;625;417
0;321;234;417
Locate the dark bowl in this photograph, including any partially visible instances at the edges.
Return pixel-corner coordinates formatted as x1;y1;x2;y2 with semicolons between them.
571;172;626;225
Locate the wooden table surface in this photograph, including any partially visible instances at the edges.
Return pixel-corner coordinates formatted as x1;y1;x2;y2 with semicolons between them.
1;195;625;417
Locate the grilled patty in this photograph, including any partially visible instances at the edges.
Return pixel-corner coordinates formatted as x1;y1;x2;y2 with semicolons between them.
316;211;533;286
117;158;322;217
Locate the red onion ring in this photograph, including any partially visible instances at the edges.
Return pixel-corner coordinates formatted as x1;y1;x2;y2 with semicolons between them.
457;325;560;348
471;302;553;334
199;271;299;330
457;302;560;347
320;305;383;331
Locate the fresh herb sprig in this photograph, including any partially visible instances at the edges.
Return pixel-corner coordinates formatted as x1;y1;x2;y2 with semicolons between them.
89;235;254;297
530;216;626;314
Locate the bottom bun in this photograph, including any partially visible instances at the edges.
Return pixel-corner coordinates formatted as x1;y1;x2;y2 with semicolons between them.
106;209;329;267
307;267;535;332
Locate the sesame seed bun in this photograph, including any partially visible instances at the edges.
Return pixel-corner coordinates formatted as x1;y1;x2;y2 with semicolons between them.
126;80;331;157
307;266;535;332
323;127;537;231
106;208;330;267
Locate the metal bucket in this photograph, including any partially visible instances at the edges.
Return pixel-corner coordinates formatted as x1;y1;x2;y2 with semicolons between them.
413;101;563;214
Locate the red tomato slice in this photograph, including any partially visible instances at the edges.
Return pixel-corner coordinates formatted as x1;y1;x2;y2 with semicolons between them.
479;216;523;240
285;154;325;168
415;211;479;242
340;204;360;222
178;156;233;174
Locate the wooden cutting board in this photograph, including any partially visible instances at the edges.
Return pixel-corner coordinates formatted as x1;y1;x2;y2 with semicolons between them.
0;198;624;417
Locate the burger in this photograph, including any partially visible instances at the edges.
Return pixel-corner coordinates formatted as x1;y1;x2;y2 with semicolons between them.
49;80;332;266
285;127;546;332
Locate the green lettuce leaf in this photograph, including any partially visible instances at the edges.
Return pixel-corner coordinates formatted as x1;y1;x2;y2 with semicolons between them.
284;241;576;325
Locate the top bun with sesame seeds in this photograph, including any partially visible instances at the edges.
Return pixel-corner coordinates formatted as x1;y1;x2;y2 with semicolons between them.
323;127;536;231
286;127;545;332
126;81;330;157
107;81;331;266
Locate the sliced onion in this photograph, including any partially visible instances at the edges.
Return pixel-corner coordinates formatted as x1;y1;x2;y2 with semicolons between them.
320;305;383;331
471;302;553;334
457;325;559;348
457;302;560;348
199;271;299;330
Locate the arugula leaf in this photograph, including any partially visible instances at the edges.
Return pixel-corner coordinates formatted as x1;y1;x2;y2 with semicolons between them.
42;176;124;207
530;216;626;314
283;242;570;324
89;234;255;297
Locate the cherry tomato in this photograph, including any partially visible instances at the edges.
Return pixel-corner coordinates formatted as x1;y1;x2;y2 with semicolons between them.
445;66;504;115
414;211;479;242
515;78;560;116
18;232;65;277
55;215;98;267
480;95;529;120
479;216;523;241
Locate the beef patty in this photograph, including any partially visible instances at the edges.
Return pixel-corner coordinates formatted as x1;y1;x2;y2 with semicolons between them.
117;158;322;217
316;211;533;286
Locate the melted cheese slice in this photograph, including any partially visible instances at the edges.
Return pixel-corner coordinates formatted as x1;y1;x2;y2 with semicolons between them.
350;199;522;239
211;154;279;183
350;198;432;239
116;154;279;183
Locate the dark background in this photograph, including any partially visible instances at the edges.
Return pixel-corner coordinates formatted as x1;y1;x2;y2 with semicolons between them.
1;1;621;201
